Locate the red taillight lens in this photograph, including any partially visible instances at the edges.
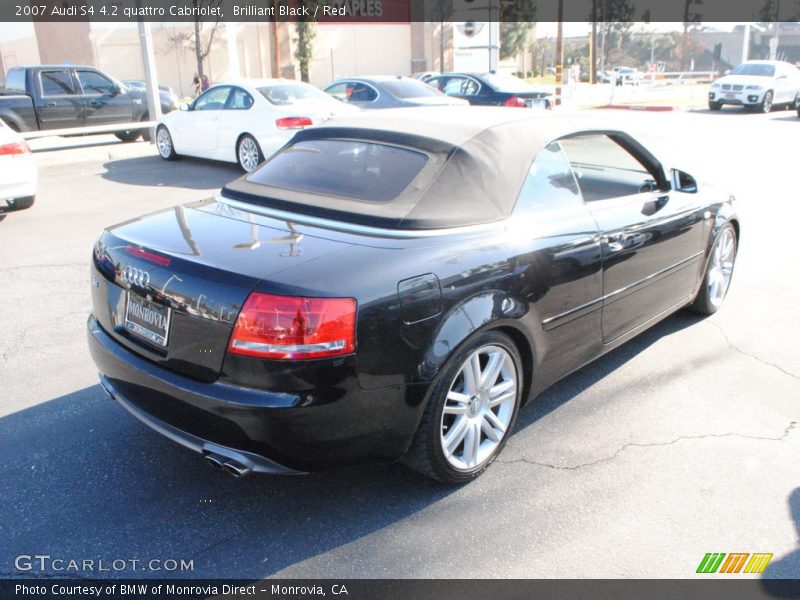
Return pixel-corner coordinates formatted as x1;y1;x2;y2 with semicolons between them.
125;245;172;266
504;96;526;108
0;141;30;156
228;293;356;360
275;116;313;130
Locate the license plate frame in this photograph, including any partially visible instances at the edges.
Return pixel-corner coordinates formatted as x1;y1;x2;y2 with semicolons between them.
124;292;171;347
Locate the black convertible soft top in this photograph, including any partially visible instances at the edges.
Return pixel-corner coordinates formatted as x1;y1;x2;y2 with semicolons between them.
221;107;607;230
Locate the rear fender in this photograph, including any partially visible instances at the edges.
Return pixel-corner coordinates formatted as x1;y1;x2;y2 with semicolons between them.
416;291;534;384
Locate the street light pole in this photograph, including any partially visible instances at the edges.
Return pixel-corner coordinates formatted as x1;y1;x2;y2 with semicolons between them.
555;0;563;105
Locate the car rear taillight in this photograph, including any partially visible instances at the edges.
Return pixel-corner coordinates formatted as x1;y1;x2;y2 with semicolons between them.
125;245;172;266
228;292;356;360
504;96;527;108
275;117;313;130
0;141;31;156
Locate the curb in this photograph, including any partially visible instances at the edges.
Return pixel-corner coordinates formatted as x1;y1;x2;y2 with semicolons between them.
602;104;675;112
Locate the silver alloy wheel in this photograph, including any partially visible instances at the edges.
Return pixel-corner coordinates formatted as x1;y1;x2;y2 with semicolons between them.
708;228;736;307
238;136;260;172
156;128;172;158
440;344;517;471
762;91;773;113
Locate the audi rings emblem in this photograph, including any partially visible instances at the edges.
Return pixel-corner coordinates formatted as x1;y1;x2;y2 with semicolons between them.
122;266;150;287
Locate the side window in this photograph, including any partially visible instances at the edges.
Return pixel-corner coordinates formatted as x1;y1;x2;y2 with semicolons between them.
324;82;349;102
346;83;377;103
40;70;75;96
194;86;231;111
227;87;254;110
515;142;583;215
76;70;115;95
558;134;657;202
440;77;480;96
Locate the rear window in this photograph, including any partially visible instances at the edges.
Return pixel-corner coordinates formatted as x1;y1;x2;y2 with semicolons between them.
382;79;443;99
247;139;428;202
4;68;26;95
259;84;331;106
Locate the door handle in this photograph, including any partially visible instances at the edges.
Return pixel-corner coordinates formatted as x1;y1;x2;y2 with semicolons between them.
605;232;627;252
45;102;57;107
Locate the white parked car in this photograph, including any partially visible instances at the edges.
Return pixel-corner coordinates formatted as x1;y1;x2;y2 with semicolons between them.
611;66;641;86
708;60;800;112
155;79;360;172
0;118;36;211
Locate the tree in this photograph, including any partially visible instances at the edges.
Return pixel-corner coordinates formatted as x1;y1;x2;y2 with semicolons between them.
166;0;222;82
499;0;536;61
294;20;316;83
590;0;635;72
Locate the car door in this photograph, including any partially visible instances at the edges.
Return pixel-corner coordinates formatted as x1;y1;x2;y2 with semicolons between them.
775;64;798;104
35;68;83;130
176;86;232;156
217;86;255;161
75;69;133;126
430;76;483;104
559;132;705;343
511;141;604;380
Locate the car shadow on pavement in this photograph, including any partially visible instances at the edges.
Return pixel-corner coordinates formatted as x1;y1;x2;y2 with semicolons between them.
515;310;708;431
101;156;242;191
761;488;800;595
0;384;452;579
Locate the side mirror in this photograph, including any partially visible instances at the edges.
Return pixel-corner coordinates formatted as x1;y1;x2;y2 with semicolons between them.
672;169;697;193
179;102;191;111
113;84;122;96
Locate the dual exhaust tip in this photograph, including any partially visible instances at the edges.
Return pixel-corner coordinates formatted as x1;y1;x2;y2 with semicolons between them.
204;452;251;478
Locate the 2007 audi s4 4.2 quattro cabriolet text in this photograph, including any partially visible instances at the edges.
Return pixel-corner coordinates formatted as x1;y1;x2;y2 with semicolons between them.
88;108;739;484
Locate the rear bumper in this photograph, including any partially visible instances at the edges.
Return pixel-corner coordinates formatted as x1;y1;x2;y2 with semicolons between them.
0;156;37;201
87;316;426;472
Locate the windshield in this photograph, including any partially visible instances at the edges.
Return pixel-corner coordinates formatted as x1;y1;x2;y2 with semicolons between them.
382;79;444;99
731;63;776;77
259;84;333;106
481;73;535;92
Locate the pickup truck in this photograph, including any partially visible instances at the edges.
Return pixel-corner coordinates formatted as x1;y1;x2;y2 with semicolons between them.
0;65;176;141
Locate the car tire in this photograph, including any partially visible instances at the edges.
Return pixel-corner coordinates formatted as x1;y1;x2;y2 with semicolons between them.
237;134;263;172
690;223;737;315
7;195;35;210
403;330;524;484
156;126;177;161
759;90;774;113
708;101;722;111
114;130;141;142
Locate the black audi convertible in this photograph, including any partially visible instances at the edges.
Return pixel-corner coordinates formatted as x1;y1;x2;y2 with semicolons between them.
88;108;739;483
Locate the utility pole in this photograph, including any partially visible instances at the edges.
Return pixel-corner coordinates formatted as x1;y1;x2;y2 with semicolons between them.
136;18;160;143
590;0;597;84
555;0;563;105
741;22;751;64
270;0;281;77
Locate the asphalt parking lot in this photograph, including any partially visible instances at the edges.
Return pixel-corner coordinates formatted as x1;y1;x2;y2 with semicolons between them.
0;107;798;580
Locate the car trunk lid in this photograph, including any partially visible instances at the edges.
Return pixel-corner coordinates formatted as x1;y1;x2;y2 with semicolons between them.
91;201;360;382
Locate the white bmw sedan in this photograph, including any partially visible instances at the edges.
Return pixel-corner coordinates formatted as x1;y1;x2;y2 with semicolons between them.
155;79;360;172
0;118;37;211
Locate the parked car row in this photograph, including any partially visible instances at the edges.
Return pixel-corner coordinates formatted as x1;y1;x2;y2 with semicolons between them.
155;72;554;172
